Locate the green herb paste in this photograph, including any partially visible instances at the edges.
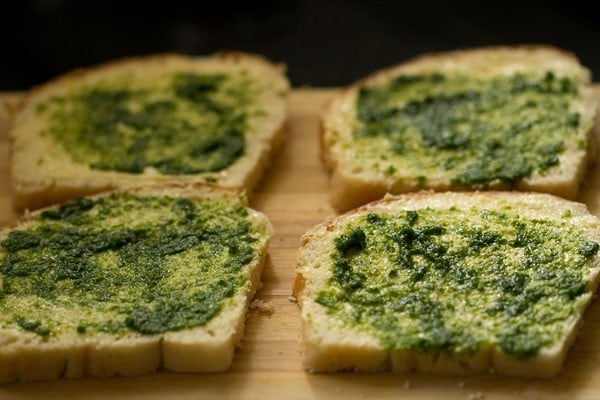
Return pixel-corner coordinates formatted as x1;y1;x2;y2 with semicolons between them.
316;208;598;358
353;71;586;185
0;193;265;336
36;71;260;175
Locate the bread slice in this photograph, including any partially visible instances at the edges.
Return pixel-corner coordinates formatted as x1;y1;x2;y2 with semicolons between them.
0;183;272;383
295;191;600;377
10;52;289;210
322;46;598;212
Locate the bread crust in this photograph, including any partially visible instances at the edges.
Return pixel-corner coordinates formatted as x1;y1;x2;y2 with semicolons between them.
10;52;290;210
0;183;272;383
295;191;600;377
321;45;598;212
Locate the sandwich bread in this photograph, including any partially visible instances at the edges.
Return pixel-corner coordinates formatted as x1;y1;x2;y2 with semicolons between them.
0;184;272;383
295;191;600;377
321;46;597;211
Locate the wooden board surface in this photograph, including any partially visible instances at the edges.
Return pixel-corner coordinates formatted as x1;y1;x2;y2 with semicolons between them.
3;88;600;399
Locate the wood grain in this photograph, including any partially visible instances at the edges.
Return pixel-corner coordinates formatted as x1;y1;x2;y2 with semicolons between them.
2;88;600;399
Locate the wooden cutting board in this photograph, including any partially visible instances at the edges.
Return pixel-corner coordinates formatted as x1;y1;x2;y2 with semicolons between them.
2;88;600;400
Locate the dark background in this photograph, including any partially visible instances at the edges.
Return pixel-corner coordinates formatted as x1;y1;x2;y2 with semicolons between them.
2;0;599;90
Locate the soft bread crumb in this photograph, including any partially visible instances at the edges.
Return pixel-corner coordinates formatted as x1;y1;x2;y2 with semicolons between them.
250;299;275;314
287;295;297;303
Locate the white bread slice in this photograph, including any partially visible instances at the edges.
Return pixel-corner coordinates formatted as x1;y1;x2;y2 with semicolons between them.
295;191;600;377
10;52;289;210
0;183;272;383
322;46;598;212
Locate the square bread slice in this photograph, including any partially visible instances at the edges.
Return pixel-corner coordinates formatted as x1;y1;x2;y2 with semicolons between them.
0;183;272;383
294;191;600;377
322;45;598;212
10;52;290;210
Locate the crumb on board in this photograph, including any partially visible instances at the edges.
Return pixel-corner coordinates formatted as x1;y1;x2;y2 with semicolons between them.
458;381;466;388
468;391;485;400
288;295;297;303
250;299;275;313
403;380;411;389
